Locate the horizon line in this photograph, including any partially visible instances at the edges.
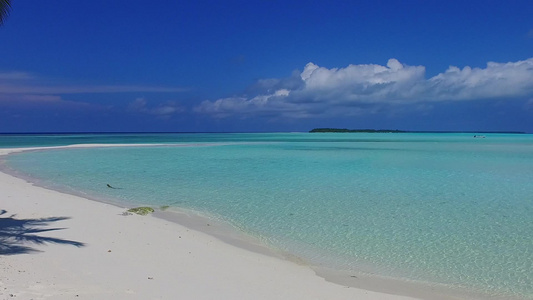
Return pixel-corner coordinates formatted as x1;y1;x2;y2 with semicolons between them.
0;130;529;135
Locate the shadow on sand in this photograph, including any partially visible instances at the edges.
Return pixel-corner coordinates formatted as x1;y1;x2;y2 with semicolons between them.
0;209;85;255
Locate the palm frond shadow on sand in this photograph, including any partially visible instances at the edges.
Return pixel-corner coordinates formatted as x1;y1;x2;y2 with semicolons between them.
0;209;85;255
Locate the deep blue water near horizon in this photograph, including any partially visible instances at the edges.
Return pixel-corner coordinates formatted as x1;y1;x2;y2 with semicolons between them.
2;133;533;299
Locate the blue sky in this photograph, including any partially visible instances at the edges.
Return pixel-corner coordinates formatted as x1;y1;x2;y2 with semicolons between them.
1;0;532;133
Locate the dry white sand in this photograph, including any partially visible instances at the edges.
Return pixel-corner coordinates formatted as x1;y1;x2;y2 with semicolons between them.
0;147;442;300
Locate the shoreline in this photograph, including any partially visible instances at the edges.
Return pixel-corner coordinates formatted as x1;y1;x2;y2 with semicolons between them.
1;146;423;299
0;146;505;299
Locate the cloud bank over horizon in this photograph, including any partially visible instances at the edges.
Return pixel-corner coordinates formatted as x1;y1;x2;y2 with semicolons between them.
1;58;532;129
195;58;533;119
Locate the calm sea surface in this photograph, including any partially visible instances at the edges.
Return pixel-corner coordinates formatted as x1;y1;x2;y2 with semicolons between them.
2;133;532;299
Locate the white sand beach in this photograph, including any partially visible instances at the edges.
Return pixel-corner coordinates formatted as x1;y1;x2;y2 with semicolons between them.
1;147;437;300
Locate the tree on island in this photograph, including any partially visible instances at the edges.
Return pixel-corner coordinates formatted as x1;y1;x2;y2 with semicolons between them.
309;128;525;134
0;0;11;26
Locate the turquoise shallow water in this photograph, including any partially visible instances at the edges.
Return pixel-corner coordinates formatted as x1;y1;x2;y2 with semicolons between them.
3;133;533;299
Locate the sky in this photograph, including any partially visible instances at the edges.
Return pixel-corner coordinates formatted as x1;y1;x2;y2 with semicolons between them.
1;0;532;133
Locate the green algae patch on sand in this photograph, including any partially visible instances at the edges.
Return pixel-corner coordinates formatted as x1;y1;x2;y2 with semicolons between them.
127;207;155;216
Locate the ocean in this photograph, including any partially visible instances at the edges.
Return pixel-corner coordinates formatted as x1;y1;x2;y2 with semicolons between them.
1;132;532;299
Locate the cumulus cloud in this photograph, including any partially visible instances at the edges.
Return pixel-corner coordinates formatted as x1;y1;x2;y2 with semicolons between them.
427;59;533;100
296;59;426;104
129;98;185;118
195;58;533;119
193;89;315;119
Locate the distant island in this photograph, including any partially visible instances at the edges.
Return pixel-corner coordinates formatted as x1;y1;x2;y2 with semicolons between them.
309;128;526;134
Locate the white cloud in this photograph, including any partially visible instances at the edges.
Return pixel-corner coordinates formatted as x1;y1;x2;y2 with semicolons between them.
195;58;533;119
301;59;424;90
427;59;533;100
194;89;304;119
